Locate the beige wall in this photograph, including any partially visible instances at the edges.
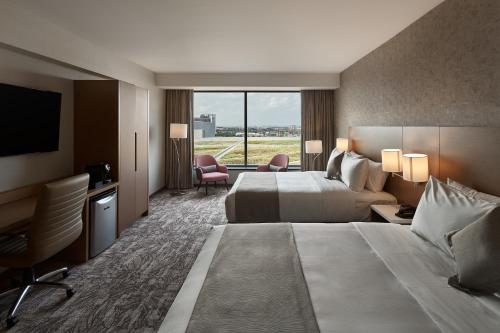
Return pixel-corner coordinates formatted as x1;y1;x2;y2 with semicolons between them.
148;88;166;194
0;47;101;191
334;0;500;138
0;2;154;88
0;47;168;194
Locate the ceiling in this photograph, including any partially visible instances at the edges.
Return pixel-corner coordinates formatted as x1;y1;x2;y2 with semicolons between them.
17;0;443;73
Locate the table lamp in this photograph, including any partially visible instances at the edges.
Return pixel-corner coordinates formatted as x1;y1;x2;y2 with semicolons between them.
381;149;403;173
336;138;350;152
381;149;429;183
402;153;429;183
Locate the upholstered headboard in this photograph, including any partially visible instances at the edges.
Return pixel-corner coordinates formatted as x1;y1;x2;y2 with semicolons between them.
349;126;500;206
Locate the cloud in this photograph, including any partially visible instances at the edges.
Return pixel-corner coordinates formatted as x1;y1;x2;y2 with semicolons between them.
195;92;300;127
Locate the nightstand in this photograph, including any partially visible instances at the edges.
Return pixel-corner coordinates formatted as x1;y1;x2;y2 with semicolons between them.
370;204;412;225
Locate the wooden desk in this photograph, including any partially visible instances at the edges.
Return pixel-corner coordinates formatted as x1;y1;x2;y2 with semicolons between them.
0;181;42;234
0;181;119;264
0;196;37;233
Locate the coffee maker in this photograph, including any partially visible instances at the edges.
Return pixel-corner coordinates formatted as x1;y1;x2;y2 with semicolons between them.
85;163;112;189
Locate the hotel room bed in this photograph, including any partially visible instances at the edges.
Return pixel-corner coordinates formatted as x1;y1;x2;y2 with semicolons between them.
159;222;500;333
225;171;396;223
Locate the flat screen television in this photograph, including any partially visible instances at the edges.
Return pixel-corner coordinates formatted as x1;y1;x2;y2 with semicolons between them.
0;83;62;157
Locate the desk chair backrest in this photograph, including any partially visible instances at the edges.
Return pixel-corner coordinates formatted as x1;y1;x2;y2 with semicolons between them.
28;174;89;264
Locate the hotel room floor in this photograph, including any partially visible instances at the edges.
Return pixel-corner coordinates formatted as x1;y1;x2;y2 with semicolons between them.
0;188;228;332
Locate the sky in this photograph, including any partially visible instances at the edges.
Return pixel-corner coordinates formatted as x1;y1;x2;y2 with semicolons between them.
194;92;301;127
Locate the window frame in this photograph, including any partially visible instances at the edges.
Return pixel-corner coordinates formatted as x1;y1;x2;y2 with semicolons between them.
194;90;302;170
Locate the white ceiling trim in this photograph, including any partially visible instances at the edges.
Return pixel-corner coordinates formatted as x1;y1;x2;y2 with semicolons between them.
156;73;340;90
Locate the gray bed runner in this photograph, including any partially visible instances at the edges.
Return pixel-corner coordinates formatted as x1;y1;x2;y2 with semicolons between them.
234;172;280;222
185;223;319;333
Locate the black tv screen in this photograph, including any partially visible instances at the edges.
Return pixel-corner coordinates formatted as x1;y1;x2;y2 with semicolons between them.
0;83;62;157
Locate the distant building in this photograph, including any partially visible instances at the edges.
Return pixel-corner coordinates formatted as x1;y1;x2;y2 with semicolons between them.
194;114;216;137
193;129;204;139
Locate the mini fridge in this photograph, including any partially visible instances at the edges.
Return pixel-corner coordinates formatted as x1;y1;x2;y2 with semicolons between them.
90;189;117;258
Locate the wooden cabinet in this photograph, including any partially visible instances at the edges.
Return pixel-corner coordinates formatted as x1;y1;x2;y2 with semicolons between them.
117;81;138;233
74;80;149;236
135;87;149;217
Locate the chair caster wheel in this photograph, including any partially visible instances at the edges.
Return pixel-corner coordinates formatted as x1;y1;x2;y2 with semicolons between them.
66;289;75;298
62;271;69;279
7;316;18;328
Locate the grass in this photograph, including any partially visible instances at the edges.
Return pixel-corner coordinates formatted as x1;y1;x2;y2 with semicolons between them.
194;137;301;165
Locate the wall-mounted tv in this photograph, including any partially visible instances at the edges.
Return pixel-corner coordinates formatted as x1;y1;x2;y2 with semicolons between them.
0;83;62;157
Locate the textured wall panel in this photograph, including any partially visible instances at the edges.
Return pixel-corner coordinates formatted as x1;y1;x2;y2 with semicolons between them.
334;0;500;138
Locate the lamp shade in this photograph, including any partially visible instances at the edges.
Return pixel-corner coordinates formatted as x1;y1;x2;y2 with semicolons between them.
305;140;323;154
170;123;188;139
402;154;429;182
336;138;349;152
381;149;402;172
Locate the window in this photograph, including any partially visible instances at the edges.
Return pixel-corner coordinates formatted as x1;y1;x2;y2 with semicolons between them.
193;91;301;167
193;92;245;165
247;92;301;166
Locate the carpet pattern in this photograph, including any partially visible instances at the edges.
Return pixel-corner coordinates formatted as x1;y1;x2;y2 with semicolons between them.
0;188;228;332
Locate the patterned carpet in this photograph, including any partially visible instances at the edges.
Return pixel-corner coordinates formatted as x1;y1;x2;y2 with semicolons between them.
0;188;228;332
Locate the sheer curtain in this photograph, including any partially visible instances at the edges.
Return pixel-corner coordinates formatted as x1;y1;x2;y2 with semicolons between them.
165;90;194;189
301;90;335;171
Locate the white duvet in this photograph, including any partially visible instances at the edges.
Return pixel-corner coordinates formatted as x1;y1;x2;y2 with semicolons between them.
226;171;397;222
160;223;500;333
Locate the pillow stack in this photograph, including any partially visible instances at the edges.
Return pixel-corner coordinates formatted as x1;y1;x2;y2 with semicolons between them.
411;176;500;294
325;149;389;192
410;176;497;257
325;148;344;179
448;207;500;294
447;178;500;204
340;152;369;192
365;160;389;192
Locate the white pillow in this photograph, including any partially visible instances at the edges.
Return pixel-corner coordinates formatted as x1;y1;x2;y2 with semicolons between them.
340;153;369;192
447;178;500;204
348;151;363;158
326;148;344;179
411;176;497;257
365;160;389;192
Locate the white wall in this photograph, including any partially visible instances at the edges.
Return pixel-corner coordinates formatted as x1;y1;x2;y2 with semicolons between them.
148;88;166;195
0;2;155;88
0;47;101;191
0;2;167;195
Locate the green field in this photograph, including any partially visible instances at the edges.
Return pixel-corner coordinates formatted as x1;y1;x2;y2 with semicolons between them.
194;137;301;166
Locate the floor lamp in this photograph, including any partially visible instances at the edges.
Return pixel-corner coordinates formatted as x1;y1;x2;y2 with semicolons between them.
170;123;188;196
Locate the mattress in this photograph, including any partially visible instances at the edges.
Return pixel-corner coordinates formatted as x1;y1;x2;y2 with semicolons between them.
159;223;500;333
225;171;397;222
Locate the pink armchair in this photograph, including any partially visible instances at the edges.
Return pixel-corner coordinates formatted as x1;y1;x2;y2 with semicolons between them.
195;154;230;195
256;154;289;172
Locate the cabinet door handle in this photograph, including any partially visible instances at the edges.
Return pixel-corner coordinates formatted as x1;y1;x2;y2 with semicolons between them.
134;132;137;172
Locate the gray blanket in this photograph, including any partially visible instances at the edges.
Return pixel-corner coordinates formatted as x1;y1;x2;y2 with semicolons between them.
185;223;319;333
234;172;280;222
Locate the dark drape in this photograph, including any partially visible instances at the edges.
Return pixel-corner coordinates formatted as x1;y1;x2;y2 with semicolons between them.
301;90;335;171
165;90;194;189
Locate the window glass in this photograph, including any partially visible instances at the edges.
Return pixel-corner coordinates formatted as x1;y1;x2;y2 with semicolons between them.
193;92;301;167
247;92;301;165
193;92;245;165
